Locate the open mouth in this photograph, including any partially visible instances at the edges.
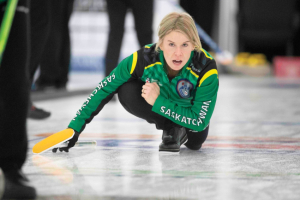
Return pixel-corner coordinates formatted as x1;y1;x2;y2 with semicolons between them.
173;60;182;65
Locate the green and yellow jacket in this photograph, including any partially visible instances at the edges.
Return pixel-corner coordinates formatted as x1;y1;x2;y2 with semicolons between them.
69;43;219;133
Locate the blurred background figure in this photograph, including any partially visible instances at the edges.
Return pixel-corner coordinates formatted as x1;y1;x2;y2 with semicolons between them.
237;0;299;62
34;0;75;92
104;0;154;78
294;0;300;57
0;0;36;198
28;0;52;119
179;0;217;52
28;0;74;119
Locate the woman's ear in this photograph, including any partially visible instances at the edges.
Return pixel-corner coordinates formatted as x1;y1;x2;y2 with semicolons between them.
159;44;163;51
158;39;164;51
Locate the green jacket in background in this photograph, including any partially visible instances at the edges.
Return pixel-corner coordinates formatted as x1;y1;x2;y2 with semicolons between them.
69;43;219;133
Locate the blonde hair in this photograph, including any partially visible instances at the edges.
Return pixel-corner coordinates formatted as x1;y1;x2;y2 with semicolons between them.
155;12;202;52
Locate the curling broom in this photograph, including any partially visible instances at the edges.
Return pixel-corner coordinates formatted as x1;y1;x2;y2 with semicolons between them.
0;0;18;65
32;128;98;154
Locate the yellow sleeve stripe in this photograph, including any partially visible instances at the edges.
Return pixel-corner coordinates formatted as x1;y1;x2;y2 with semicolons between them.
145;46;150;48
186;67;199;78
198;69;218;87
201;49;213;60
130;51;138;74
145;62;162;69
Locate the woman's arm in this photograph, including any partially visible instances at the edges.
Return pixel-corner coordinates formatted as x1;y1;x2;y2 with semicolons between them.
68;51;142;133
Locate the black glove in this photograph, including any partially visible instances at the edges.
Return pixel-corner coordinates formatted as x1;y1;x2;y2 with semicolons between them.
52;130;80;153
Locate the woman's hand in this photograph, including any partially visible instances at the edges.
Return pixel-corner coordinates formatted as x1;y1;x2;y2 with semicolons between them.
141;82;160;106
52;129;80;153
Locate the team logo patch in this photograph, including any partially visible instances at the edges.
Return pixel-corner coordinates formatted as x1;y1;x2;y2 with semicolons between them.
176;79;194;98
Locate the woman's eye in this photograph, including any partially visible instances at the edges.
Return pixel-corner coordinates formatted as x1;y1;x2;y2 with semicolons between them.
183;43;188;47
169;43;175;47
